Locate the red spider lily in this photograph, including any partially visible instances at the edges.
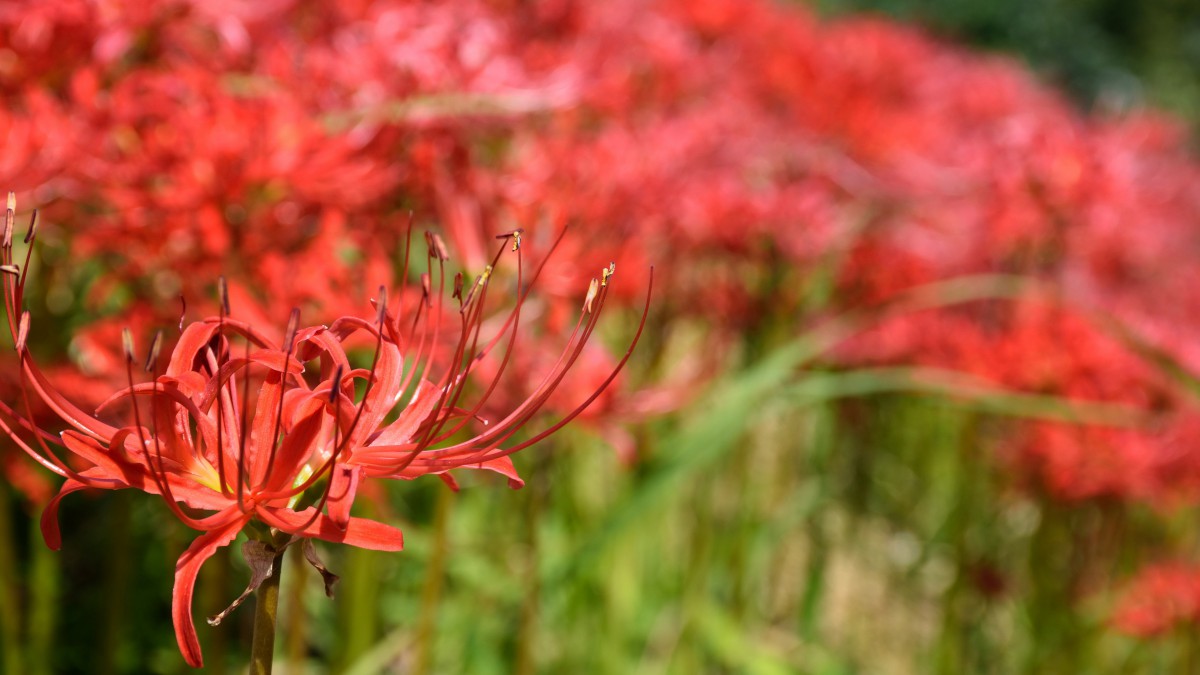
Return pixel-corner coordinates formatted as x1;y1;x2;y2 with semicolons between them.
1113;562;1200;638
0;194;650;668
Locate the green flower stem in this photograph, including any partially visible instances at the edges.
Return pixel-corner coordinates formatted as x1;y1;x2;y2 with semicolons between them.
250;539;288;675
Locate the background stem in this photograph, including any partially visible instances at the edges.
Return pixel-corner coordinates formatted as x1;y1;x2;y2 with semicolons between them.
0;479;23;675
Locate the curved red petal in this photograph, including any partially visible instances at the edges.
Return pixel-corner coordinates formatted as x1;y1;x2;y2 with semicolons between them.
172;514;248;668
258;507;404;551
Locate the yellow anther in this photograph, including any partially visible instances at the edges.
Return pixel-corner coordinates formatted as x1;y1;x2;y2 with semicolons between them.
601;262;615;287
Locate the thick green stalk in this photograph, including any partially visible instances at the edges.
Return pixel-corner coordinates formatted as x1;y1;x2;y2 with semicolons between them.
250;546;287;675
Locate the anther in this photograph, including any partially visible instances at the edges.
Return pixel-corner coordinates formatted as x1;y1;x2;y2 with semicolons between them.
178;296;187;332
421;273;432;308
329;365;344;404
122;328;136;363
284;307;300;349
144;331;163;373
601;262;615;287
4;192;14;250
23;209;37;244
426;232;449;261
218;276;231;316
497;228;524;252
15;311;29;353
0;264;18;276
584;278;600;314
375;286;387;326
453;273;464;302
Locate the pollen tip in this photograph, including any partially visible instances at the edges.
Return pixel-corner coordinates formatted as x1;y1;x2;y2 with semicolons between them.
375;286;388;325
218;276;231;316
2;193;12;249
16;311;30;353
22;209;38;244
428;232;449;261
122;328;135;363
285;307;300;347
497;228;524;251
601;262;616;288
144;330;163;372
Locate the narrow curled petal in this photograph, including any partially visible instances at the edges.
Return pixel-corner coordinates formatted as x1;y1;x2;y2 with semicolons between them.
172;514;249;668
258;507;404;551
474;455;525;489
40;477;92;550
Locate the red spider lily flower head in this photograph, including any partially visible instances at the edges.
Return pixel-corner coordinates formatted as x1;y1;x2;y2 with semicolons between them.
1113;562;1200;638
0;194;650;668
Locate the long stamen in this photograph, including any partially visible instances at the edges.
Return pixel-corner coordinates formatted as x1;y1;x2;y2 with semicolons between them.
405;231;528;456
236;332;251;510
17;209;37;292
268;304;385;502
123;331;210;528
214;293;231;497
406;265;647;469
468;268;653;462
278;365;344;530
263;308;300;486
427;232;531;443
7;318;116;483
